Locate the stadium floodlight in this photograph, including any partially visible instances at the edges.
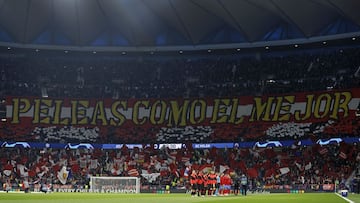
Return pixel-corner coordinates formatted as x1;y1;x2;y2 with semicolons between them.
89;176;140;193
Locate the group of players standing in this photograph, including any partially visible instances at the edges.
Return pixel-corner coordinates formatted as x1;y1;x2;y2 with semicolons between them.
189;170;248;197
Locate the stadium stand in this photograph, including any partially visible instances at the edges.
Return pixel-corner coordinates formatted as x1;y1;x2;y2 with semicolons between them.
1;47;359;144
1;0;360;198
0;46;360;194
0;141;359;193
1;48;359;99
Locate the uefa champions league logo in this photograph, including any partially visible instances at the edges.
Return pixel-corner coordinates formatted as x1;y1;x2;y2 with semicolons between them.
1;141;31;148
64;143;94;149
253;141;283;148
316;138;342;145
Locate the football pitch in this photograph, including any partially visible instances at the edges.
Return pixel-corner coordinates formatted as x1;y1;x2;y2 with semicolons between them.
0;192;359;203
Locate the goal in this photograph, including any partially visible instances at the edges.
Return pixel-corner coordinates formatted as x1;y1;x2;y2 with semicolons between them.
89;176;140;193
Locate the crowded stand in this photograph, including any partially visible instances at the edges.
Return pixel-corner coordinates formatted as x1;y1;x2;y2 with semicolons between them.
0;48;359;99
0;140;359;194
0;47;359;144
1;45;360;194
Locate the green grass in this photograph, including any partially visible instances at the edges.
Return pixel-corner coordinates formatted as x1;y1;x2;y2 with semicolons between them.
348;193;360;203
0;192;350;203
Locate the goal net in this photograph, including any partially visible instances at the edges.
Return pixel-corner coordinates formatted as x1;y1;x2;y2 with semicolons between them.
89;176;140;193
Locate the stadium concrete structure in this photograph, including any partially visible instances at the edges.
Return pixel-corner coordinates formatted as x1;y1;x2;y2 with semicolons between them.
0;0;360;51
0;0;360;195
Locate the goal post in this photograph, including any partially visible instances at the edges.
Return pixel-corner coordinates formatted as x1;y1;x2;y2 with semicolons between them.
89;176;140;193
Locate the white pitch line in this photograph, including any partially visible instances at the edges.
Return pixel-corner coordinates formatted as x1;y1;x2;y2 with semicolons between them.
335;192;354;203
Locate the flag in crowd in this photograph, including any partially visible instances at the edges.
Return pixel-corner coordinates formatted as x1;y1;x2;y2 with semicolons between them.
57;166;69;185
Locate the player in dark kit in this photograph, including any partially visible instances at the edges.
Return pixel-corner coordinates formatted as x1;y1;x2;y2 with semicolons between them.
233;175;240;195
190;170;198;197
197;171;205;197
207;171;217;196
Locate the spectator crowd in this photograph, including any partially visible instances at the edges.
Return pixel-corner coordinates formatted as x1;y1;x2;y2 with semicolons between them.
0;46;360;193
0;140;359;193
0;47;359;99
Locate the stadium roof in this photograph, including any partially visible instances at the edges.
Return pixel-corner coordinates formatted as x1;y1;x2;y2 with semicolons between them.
0;0;360;51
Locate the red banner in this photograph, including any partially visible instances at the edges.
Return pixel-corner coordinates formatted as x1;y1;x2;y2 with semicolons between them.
322;184;335;191
2;88;359;143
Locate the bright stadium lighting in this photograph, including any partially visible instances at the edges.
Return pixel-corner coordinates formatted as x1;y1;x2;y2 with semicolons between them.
179;50;183;54
323;41;327;45
265;46;269;50
207;49;212;53
352;37;356;41
7;47;11;50
294;44;299;48
236;48;241;51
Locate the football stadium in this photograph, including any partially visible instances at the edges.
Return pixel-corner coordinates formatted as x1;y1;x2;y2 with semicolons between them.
0;1;360;203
